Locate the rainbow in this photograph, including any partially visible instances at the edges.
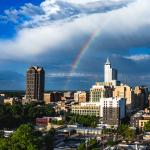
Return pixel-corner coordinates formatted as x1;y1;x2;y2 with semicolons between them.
65;26;101;89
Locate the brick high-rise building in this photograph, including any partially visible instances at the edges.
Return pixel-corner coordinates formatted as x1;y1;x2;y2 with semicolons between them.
26;66;45;101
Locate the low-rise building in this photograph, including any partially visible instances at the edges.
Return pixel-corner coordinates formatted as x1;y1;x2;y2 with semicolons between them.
130;111;143;128
143;132;150;141
0;95;5;105
139;114;150;129
64;92;74;99
71;102;101;117
21;98;38;105
36;116;63;127
4;98;17;105
74;91;89;103
44;92;62;104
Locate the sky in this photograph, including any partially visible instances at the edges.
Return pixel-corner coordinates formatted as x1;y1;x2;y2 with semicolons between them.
0;0;150;90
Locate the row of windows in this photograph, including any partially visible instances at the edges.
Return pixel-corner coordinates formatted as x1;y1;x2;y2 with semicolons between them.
140;121;147;127
72;110;99;113
71;111;99;116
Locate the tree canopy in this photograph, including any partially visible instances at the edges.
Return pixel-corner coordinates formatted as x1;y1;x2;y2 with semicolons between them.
0;124;55;150
0;103;56;129
117;124;135;141
144;120;150;131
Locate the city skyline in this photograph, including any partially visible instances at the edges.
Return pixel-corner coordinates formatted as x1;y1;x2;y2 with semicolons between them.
0;0;150;90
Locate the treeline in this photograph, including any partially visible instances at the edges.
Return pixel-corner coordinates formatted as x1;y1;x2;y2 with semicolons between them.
0;124;55;150
66;114;99;127
0;91;25;99
0;103;55;129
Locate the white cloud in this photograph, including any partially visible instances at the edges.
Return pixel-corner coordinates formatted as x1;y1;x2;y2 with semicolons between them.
1;0;134;26
0;0;150;61
59;0;134;5
47;72;97;78
1;3;44;23
0;14;102;59
125;54;150;61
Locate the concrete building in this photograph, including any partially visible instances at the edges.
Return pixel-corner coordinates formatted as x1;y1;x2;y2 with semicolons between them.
139;114;150;129
74;92;80;102
44;92;62;104
134;86;148;110
99;97;126;126
64;92;74;100
90;82;113;102
143;132;150;141
44;93;53;104
104;58;117;83
130;111;143;128
74;91;89;103
26;66;45;101
0;95;5;105
72;97;125;126
113;84;135;113
4;98;17;105
71;102;101;117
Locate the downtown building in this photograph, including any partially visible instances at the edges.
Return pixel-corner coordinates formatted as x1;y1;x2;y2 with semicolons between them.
90;82;113;102
26;66;45;101
113;84;135;113
104;58;120;86
99;97;125;126
134;86;149;110
74;91;89;103
71;102;101;117
71;58;126;126
71;97;125;126
44;92;63;104
71;58;149;126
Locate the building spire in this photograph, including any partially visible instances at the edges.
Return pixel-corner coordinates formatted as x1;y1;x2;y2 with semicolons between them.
105;57;110;65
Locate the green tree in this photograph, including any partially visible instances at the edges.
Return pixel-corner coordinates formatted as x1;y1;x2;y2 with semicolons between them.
89;139;97;147
77;143;86;150
117;124;135;141
0;138;9;150
124;128;135;141
144;121;150;131
10;124;37;150
44;128;55;149
107;140;117;146
45;105;55;116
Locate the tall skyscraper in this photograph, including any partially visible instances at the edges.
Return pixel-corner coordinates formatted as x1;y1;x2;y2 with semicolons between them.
26;66;45;101
104;58;117;82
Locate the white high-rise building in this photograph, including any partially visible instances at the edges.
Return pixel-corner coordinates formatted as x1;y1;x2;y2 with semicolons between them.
104;58;117;83
99;97;126;125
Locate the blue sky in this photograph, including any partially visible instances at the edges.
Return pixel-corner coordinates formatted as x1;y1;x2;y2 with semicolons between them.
0;0;150;90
